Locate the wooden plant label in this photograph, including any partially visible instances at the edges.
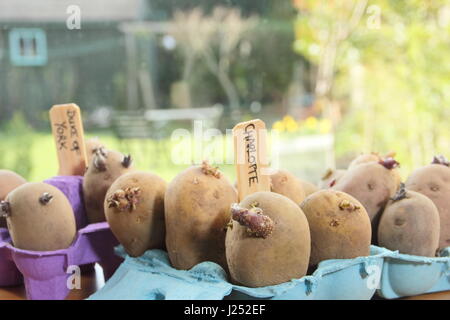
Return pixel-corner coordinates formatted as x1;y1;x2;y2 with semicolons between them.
49;103;87;176
233;119;271;201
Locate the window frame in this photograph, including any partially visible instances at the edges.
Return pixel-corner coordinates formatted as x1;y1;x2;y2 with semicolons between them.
9;28;48;66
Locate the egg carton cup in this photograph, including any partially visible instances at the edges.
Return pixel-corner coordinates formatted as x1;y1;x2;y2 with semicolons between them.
0;222;122;300
89;245;392;300
88;247;231;300
0;229;23;286
227;246;391;300
0;175;122;300
43;176;87;230
377;246;450;299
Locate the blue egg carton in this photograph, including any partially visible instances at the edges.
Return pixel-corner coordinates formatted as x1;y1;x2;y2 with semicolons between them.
89;246;392;300
88;247;232;300
377;246;450;299
227;246;391;300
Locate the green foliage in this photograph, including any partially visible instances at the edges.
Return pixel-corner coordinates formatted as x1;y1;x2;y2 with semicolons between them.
0;113;34;179
239;21;297;104
0;130;238;183
294;0;450;175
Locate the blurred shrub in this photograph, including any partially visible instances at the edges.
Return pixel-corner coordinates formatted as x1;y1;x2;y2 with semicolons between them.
0;112;34;179
293;0;450;174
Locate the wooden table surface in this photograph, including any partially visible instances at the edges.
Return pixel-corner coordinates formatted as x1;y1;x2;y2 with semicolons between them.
0;264;448;300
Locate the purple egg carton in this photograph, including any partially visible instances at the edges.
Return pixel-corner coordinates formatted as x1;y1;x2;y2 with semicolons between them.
0;223;121;300
44;176;88;230
0;176;123;300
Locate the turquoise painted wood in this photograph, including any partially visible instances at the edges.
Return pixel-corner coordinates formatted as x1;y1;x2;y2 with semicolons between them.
9;28;48;66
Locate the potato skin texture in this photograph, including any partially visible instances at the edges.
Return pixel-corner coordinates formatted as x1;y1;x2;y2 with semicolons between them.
348;153;402;187
83;149;134;223
378;190;440;256
301;190;371;266
226;192;311;287
332;162;400;225
319;169;346;189
270;169;305;205
165;165;237;270
0;170;27;228
105;171;167;257
85;138;105;164
300;179;319;197
406;164;450;250
348;153;381;169
5;182;76;251
0;170;26;201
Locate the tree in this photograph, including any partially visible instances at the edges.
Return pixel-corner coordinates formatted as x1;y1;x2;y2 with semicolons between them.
293;0;368;126
293;0;450;173
170;7;257;112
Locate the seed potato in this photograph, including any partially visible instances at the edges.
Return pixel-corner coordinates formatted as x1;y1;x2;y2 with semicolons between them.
83;148;134;223
406;156;450;250
270;169;306;205
378;185;440;256
226;191;311;287
301;190;371;266
1;182;76;251
105;171;167;257
165;161;237;270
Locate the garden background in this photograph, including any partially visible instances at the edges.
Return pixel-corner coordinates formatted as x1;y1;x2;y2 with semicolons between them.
0;0;449;184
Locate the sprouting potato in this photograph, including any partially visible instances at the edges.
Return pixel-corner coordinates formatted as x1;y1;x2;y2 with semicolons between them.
226;191;311;287
406;155;450;250
83;148;134;223
378;184;440;257
318;168;346;189
270;169;306;205
348;152;381;169
348;151;396;169
85;137;106;165
332;156;401;242
0;182;76;251
348;152;402;187
301;190;371;266
105;171;166;257
165;161;237;270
